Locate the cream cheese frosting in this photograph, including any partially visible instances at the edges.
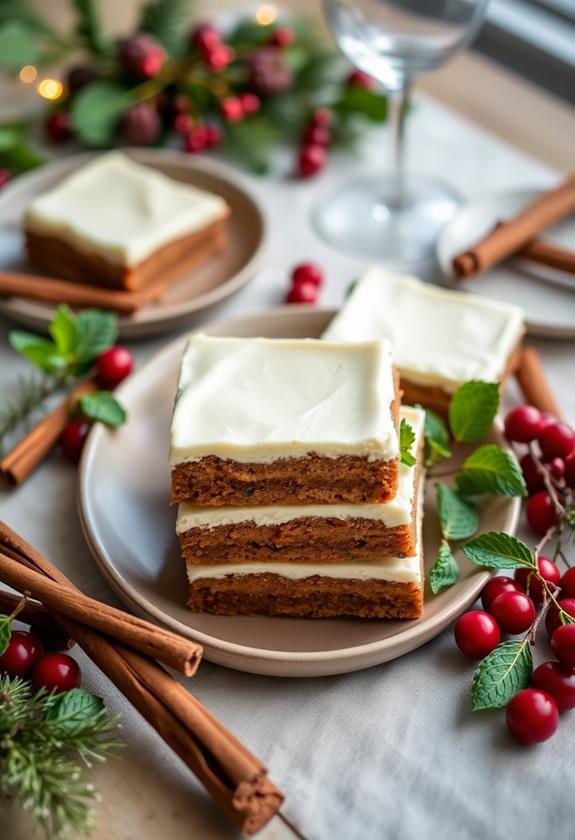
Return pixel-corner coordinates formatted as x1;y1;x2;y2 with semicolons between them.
177;405;424;531
323;268;525;392
25;152;229;267
169;334;399;466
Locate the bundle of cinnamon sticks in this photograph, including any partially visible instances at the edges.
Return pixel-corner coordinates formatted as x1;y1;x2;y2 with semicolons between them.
0;520;284;836
452;173;575;280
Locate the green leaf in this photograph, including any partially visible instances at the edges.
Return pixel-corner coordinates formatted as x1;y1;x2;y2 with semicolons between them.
436;484;479;540
73;0;107;55
139;0;190;54
334;85;388;122
399;419;417;467
429;540;460;594
0;21;39;68
44;688;104;726
0;124;24;150
461;531;535;570
79;391;126;427
448;380;500;443
9;331;67;374
70;82;130;146
471;640;533;711
456;444;527;497
422;407;451;466
74;309;118;373
0;614;12;657
223;118;279;175
0;142;44;175
0;1;56;38
49;305;79;355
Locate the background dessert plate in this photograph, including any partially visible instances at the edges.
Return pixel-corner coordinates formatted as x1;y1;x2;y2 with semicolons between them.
78;307;521;678
437;188;575;338
0;149;266;339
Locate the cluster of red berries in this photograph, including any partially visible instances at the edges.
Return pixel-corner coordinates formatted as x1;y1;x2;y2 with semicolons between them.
297;109;332;178
284;263;324;304
0;623;81;693
504;404;575;536
455;559;575;744
60;345;133;464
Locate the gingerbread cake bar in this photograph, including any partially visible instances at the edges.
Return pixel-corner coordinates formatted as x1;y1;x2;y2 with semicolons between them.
25;152;230;291
177;405;424;565
323;268;525;415
170;335;401;506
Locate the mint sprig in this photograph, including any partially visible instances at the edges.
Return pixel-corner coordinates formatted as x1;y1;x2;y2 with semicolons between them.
44;687;105;727
436;484;478;541
429;540;460;594
471;640;533;711
461;532;535;570
399;419;416;467
79;391;126;427
422;407;451;466
456;445;527;498
448;380;500;444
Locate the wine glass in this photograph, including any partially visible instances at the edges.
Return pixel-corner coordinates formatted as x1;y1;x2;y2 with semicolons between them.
314;0;490;263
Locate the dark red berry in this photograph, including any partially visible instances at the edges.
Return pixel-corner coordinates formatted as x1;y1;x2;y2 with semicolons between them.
303;124;331;147
184;125;208;153
526;492;557;536
481;576;521;612
506;689;558;744
119;33;166;79
221;97;244;122
347;69;374;89
60;420;90;464
454;610;501;659
504;405;545;443
173;113;194;134
0;630;44;677
545;457;565;481
545;598;575;638
120;103;161;145
311;108;333;128
515;556;560;603
564;453;575;488
520;454;544;494
0;169;11;189
560;567;575;599
204;44;234;71
239;93;260;115
538;422;575;460
270;26;295;48
249;47;293;95
190;23;221;52
66;64;99;95
297;144;327;178
551;623;575;669
532;661;575;712
491;591;536;634
291;262;323;288
286;281;318;304
32;653;81;693
95;346;133;389
44;112;72;144
204;122;223;149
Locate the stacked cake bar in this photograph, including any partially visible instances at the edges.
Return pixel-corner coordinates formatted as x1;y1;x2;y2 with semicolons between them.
170;334;425;619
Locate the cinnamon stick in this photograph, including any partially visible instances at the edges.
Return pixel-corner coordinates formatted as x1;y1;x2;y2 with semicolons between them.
518;238;575;276
0;589;74;647
0;381;97;486
515;347;564;420
453;174;575;279
0;521;283;834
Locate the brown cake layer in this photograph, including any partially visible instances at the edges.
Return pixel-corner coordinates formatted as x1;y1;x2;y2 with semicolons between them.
25;214;228;292
187;573;423;619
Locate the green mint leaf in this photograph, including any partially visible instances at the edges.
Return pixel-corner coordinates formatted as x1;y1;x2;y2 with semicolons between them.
0;21;39;68
74;309;118;374
73;0;107;55
456;444;527;497
70;82;130;146
471;640;533;711
422;407;451;466
9;331;68;374
335;86;388;122
449;380;500;443
461;531;535;570
0;141;44;175
399;419;417;467
139;0;189;54
49;305;80;355
79;391;126;427
0;614;12;656
436;484;479;540
44;687;104;726
0;124;25;151
429;540;460;594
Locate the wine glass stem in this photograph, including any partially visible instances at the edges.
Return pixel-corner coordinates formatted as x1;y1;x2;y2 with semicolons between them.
388;86;409;207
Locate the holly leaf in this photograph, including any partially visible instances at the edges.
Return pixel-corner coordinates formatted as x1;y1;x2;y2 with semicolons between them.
471;640;533;711
461;532;535;570
139;0;190;55
45;687;104;726
429;540;460;594
74;309;117;373
399;419;416;467
70;82;130;146
436;484;478;540
334;85;388;122
79;391;126;427
0;614;12;657
49;305;79;356
0;21;39;68
422;407;451;466
456;445;527;497
448;380;499;443
9;331;67;374
73;0;107;55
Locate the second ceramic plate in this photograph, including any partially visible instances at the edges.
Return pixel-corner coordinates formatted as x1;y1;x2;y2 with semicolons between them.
79;307;521;677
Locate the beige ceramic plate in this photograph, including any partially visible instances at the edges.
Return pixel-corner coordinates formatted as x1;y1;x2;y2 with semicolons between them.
78;307;521;677
0;149;266;339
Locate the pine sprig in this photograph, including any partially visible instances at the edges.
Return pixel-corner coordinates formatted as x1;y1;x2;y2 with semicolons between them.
0;373;67;454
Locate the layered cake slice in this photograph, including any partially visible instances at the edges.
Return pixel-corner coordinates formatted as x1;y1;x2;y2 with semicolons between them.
25;152;230;291
178;405;424;565
170;335;401;506
323;268;524;415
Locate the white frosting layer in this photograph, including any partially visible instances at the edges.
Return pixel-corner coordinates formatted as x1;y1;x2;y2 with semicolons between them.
177;406;424;532
25;152;229;267
323;268;525;392
170;335;399;465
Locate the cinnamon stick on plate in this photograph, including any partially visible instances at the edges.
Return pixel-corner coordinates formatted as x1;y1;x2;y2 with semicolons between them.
518;238;575;277
515;346;565;420
0;521;284;835
453;174;575;279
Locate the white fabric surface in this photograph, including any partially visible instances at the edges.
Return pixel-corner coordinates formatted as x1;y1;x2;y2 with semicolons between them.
1;95;574;840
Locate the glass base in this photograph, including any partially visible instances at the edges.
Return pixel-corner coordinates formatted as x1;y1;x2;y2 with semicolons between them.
312;174;462;263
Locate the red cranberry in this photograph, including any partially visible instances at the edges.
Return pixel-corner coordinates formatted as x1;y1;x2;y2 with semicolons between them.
184;125;208;153
454;610;501;659
532;661;575;712
515;556;560;603
564;453;575;488
347;69;375;89
239;93;260;115
204;122;223;149
311;108;333;128
120;103;161;145
0;169;11;189
303;124;331;147
481;576;521;611
490;591;535;634
221;97;244;122
66;64;99;95
60;420;90;464
504;405;544;443
190;23;221;51
545;598;575;638
286;281;318;304
45;112;72;144
0;630;44;677
560;567;575;599
119;33;166;79
520;454;544;494
173;113;194;134
551;623;575;669
506;689;558;744
95;346;133;389
32;653;81;693
291;262;323;288
297;144;327;178
270;26;295;48
204;44;234;71
538;422;575;460
526;491;557;536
